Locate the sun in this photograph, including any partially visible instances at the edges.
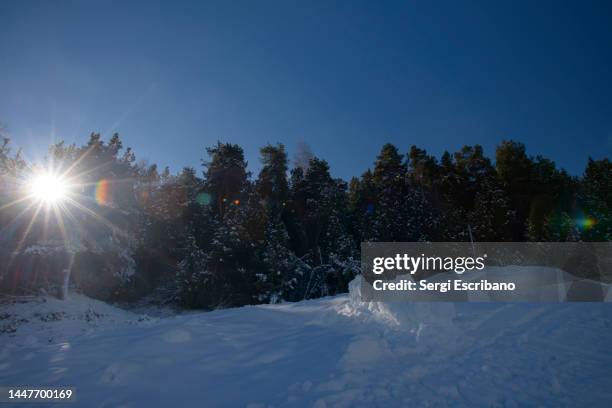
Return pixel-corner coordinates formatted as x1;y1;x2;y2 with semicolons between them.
28;173;69;204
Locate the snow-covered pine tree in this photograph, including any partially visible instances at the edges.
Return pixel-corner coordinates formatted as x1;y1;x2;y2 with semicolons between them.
435;151;466;240
303;157;335;264
403;186;438;242
256;214;297;303
253;143;303;303
318;180;359;295
191;142;257;307
176;232;210;308
468;177;514;241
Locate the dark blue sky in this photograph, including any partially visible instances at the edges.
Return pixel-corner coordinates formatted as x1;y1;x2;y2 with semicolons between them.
1;0;611;179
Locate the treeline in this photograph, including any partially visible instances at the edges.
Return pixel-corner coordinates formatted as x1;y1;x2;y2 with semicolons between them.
0;134;610;307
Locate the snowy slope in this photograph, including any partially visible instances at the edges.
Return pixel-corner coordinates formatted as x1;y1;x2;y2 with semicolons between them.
1;277;612;407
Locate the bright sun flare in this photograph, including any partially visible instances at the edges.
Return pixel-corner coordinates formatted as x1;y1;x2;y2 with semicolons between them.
29;173;69;204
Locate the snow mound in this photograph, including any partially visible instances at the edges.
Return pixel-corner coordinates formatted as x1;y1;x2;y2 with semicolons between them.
337;275;457;345
0;293;151;343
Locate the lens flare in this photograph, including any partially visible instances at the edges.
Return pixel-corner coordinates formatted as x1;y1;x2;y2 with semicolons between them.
95;179;110;206
578;217;596;230
196;192;211;206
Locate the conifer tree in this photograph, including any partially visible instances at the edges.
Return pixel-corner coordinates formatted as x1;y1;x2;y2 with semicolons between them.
468;178;514;241
348;170;378;242
495;140;535;240
203;142;250;216
286;166;308;256
303;157;335;264
435;151;465;240
256;213;297;303
257;143;289;210
578;158;611;241
371;144;408;241
176;232;210;308
408;145;438;188
183;142;256;308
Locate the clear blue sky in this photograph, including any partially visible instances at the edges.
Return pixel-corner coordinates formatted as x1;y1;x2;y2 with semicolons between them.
1;0;611;179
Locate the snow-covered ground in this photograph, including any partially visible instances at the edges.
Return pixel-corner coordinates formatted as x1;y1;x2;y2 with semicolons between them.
1;276;612;407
